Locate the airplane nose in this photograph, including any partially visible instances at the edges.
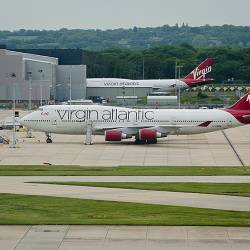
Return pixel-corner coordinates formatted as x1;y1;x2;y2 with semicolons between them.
19;116;26;126
19;114;31;127
19;112;37;130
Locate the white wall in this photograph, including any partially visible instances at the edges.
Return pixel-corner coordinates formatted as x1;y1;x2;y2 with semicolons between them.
0;51;54;101
0;54;25;100
56;65;86;101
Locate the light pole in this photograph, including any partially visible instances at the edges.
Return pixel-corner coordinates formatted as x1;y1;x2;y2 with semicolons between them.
50;63;55;104
69;69;72;105
142;56;145;80
54;83;63;103
38;69;44;106
122;86;125;106
174;59;178;96
27;72;32;110
10;72;17;148
55;83;72;104
26;72;33;138
176;65;183;108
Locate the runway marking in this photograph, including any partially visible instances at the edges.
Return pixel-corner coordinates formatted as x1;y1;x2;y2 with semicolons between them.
13;225;31;250
221;130;245;167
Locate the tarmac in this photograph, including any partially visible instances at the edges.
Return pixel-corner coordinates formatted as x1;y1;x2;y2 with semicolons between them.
1;109;250;166
1;176;250;211
1;110;250;249
2;176;250;183
0;124;250;166
1;225;250;250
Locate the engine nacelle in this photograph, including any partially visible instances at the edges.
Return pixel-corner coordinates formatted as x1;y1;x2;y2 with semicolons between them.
139;128;163;141
105;130;129;141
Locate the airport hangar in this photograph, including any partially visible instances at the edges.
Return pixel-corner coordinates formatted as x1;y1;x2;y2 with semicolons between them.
0;46;87;107
0;46;158;106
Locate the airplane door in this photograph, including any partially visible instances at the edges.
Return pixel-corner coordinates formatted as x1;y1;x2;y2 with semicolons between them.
52;119;57;126
227;118;233;127
171;116;177;125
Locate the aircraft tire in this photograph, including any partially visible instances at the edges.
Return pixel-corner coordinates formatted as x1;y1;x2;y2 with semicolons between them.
46;138;53;143
147;139;158;144
134;139;147;145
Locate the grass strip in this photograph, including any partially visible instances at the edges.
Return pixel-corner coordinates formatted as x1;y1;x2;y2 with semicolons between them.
0;165;250;176
1;193;250;226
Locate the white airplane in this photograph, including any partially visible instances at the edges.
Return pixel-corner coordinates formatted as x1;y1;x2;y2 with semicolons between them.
20;93;250;144
87;58;215;92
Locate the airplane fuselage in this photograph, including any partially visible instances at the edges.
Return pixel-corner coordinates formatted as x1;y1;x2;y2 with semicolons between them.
87;78;188;92
21;105;242;136
86;58;215;92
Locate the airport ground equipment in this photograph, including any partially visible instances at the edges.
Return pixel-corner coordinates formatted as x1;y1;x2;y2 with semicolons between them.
85;121;93;145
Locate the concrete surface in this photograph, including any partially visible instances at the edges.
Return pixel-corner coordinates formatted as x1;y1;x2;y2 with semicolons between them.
0;226;250;250
1;109;250;166
0;125;249;166
0;110;29;123
2;176;250;183
1;177;250;211
0;109;11;120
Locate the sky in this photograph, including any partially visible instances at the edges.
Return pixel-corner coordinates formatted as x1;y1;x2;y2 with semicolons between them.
1;0;250;30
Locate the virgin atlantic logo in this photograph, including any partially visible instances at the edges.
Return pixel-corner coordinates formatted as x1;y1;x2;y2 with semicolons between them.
247;95;250;104
56;108;155;121
192;66;212;80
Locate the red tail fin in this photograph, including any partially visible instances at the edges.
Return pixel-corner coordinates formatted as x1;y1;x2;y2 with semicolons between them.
225;93;250;124
183;58;215;86
228;93;250;110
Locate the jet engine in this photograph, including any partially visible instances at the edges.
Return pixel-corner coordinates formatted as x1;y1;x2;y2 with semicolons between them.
105;130;130;141
138;128;164;141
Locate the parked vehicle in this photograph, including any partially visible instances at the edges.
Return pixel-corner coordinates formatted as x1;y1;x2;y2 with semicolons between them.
88;96;107;104
0;136;10;144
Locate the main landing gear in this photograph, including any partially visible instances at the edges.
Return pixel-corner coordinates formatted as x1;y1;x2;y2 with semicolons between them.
45;133;53;143
134;138;158;144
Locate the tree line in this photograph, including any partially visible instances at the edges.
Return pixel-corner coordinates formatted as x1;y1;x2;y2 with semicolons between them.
84;45;250;83
1;25;250;50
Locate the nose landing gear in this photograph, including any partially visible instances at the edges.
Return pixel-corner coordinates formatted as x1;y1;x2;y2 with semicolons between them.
45;133;53;143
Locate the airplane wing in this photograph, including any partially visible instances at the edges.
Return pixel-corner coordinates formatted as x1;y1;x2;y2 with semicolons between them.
94;121;212;135
155;121;212;134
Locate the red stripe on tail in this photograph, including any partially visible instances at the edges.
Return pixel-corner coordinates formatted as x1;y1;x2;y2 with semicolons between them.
183;58;215;87
228;93;250;110
225;93;250;124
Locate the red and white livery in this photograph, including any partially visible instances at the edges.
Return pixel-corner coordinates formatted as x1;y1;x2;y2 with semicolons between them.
20;93;250;144
87;58;215;92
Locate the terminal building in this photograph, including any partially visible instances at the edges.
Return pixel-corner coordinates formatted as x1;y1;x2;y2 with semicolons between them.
0;46;178;107
0;46;87;108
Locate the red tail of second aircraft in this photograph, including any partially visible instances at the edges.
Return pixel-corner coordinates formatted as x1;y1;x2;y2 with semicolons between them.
225;93;250;124
228;93;250;111
182;58;215;87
